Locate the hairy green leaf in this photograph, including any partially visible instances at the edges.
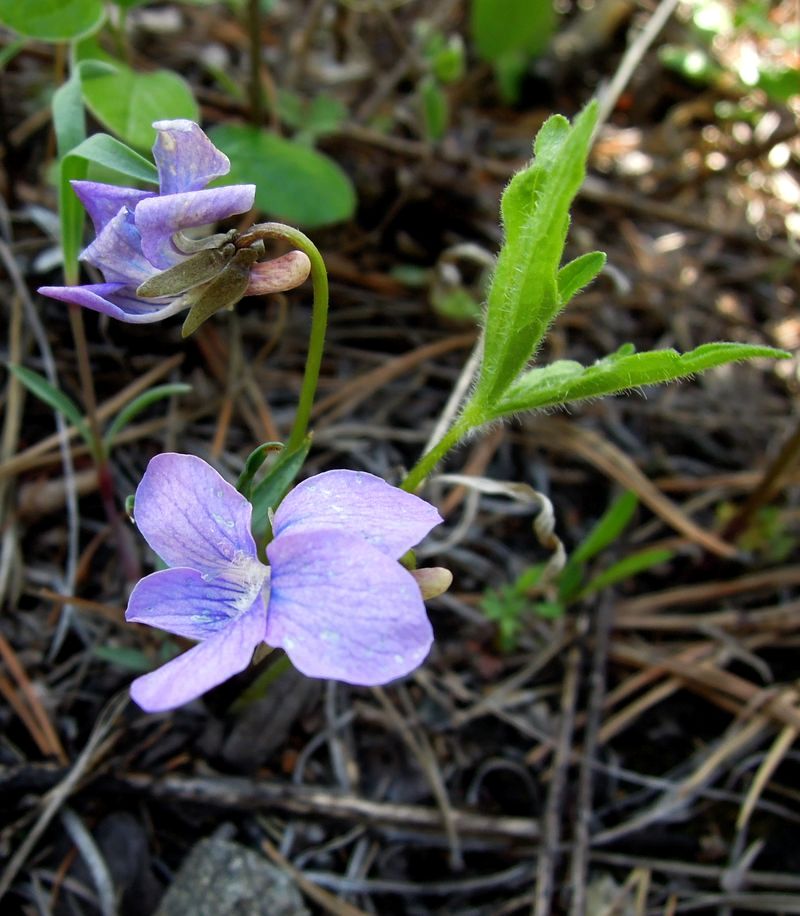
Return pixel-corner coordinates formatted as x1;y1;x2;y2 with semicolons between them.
491;342;790;418
557;251;606;304
473;102;598;404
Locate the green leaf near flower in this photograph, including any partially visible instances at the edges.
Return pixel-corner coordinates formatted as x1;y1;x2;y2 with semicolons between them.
0;0;104;41
209;124;356;228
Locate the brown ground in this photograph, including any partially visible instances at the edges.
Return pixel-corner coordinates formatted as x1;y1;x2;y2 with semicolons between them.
1;2;799;914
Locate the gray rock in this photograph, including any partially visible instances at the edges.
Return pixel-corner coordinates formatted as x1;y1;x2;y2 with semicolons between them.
155;836;309;916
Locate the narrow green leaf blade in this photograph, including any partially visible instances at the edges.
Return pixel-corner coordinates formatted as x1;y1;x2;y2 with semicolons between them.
492;342;791;418
558;490;638;602
103;383;191;451
572;491;639;567
236;442;285;500
8;364;91;447
581;547;674;597
53;61;119;282
250;436;312;541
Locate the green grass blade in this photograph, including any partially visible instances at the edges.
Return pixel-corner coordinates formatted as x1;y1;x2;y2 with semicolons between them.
103;383;192;452
8;364;92;448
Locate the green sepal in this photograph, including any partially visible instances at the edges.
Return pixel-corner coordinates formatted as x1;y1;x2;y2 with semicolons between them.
173;229;237;254
137;244;237;299
180;247;260;338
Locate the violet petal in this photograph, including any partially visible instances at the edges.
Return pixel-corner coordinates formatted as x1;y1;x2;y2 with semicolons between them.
135;186;256;269
129;597;265;713
80;208;156;285
273;470;443;559
38;283;188;323
126;567;264;640
152;119;233;195
265;529;433;685
72;181;155;234
134;453;259;575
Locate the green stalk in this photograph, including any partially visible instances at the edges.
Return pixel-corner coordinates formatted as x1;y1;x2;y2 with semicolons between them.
236;223;328;451
400;413;472;493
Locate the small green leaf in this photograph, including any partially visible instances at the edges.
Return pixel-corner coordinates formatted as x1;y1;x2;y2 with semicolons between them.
250;436;312;541
491;342;791;418
103;383;192;452
557;251;606;304
532;599;565;620
8;364;92;449
420;76;448;141
581;547;674;597
0;0;104;41
236;441;285;499
471;0;556;61
78;54;198;151
209;124;356;227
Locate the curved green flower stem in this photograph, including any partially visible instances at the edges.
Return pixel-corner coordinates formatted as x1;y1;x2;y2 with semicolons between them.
236;223;329;452
400;412;474;493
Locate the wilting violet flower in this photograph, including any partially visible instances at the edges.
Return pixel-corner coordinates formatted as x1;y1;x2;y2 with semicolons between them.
39;120;310;330
126;453;444;713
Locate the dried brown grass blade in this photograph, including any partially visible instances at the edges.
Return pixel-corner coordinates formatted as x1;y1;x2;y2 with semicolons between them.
524;418;738;558
0;631;66;763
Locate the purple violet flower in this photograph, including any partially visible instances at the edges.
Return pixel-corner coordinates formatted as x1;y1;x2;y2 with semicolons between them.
39;120;310;327
126;453;443;713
